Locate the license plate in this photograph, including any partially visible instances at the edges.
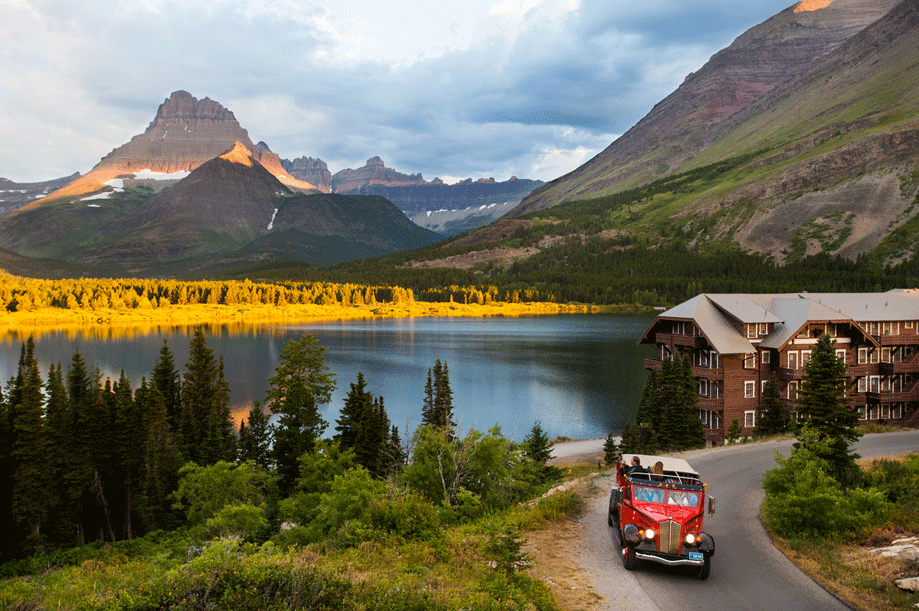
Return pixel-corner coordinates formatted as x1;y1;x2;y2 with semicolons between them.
689;552;704;561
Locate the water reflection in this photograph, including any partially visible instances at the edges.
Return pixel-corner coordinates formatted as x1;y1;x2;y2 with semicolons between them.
0;315;655;441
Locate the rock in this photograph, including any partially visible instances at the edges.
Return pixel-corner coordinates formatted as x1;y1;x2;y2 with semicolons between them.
895;577;919;592
284;156;332;192
331;157;427;193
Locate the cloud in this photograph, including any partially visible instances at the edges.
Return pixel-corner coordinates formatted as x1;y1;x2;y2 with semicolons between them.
0;0;792;183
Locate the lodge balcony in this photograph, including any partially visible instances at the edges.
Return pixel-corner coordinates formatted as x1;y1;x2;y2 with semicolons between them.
847;363;877;377
692;366;724;380
654;333;706;350
778;368;805;382
697;397;723;410
871;334;919;346
851;391;881;404
879;352;919;375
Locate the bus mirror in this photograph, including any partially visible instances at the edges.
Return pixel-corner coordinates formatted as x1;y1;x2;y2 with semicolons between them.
708;496;716;516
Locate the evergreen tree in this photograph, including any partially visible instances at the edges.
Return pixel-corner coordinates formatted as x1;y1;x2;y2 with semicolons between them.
66;350;109;545
335;372;391;477
141;383;183;532
10;347;54;553
618;421;640;454
522;421;561;483
603;431;620;466
111;370;143;539
421;369;435;425
180;328;235;465
266;336;335;495
757;375;788;437
238;401;274;470
151;340;182;430
432;359;455;430
796;333;861;485
336;372;374;448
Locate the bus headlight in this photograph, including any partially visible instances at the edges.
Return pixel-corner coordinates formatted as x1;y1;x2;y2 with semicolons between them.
644;529;655;540
685;533;696;545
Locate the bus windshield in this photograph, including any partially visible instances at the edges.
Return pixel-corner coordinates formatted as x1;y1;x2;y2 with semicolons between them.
633;486;701;508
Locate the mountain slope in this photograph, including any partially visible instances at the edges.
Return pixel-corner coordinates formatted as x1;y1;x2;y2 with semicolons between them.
504;0;919;264
514;0;902;216
0;143;441;274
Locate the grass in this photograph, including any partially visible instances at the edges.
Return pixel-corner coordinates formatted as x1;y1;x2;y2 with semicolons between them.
0;488;585;611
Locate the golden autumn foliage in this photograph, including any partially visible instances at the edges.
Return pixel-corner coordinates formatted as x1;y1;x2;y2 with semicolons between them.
0;272;604;329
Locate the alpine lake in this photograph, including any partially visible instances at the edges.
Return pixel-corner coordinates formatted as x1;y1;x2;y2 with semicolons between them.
0;314;655;442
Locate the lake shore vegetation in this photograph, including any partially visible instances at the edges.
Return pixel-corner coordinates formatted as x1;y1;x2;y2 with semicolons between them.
0;273;616;331
0;332;575;609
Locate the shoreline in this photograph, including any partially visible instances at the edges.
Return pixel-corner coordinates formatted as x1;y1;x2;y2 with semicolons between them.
0;301;649;336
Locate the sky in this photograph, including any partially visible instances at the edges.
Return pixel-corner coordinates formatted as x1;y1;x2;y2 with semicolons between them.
1;0;796;184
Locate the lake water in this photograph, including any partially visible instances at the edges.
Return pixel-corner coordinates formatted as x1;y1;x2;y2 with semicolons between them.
0;314;655;441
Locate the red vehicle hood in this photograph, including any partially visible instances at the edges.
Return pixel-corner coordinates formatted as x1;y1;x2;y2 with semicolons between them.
632;501;700;524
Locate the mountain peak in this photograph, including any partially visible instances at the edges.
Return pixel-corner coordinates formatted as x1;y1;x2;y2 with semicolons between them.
220;142;255;167
150;90;237;128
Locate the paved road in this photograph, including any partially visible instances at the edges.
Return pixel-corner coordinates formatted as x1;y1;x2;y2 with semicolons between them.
560;431;919;611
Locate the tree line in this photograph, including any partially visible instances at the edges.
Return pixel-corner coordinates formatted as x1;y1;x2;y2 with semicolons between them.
0;331;558;563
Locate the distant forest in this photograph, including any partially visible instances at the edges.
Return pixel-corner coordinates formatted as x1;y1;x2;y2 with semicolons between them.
239;246;919;308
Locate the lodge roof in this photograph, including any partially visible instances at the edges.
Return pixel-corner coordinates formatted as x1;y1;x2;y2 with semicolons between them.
640;290;919;355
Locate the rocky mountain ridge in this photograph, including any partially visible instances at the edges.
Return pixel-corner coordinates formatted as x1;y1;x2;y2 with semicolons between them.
515;0;902;216
27;91;318;207
503;0;919;265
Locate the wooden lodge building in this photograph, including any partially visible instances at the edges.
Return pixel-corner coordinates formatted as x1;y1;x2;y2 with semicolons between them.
638;290;919;444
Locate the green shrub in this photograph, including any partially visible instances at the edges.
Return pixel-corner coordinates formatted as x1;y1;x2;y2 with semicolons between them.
762;447;890;538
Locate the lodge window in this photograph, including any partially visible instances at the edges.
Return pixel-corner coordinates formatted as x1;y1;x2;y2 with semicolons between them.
744;354;756;369
801;350;812;367
698;351;709;367
892;404;903;419
744;381;756;398
857;406;867;420
881;347;892;363
761;350;771;364
758;323;769;336
788;351;798;369
747;324;757;339
789;411;799;422
906;321;915;329
698;379;709;396
867;322;878;335
869;405;878;419
881;404;890;419
870;376;880;393
835;349;846;364
787;381;798;400
857;377;867;393
881;377;891;392
761;380;768;394
744;410;756;428
870;349;879;364
711;352;719;368
797;327;809;339
858;348;868;364
882;322;898;335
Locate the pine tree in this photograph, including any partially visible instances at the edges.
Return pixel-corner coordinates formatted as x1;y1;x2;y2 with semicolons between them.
238;402;274;470
424;359;456;430
603;431;620;466
111;371;143;539
523;421;560;483
10;348;54;553
757;375;788;437
266;336;335;495
336;372;374;449
141;383;183;532
151;340;182;430
180;328;235;465
796;333;861;485
421;368;435;425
